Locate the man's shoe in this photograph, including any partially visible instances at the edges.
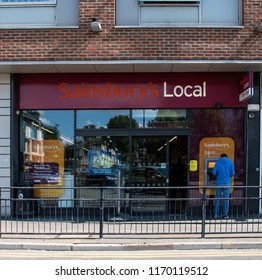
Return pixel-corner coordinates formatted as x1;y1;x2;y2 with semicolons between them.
223;215;230;219
214;215;220;219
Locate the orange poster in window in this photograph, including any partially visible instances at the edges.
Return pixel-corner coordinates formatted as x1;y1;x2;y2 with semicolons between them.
199;137;235;196
27;140;64;198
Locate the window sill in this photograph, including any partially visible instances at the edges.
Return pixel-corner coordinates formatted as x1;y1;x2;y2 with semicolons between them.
115;24;244;29
0;25;79;29
0;3;56;8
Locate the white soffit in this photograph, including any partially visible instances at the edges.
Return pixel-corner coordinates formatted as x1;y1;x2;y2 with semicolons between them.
134;63;173;72
209;63;251;72
0;61;261;73
54;64;97;73
94;64;134;72
171;63;211;72
15;64;58;73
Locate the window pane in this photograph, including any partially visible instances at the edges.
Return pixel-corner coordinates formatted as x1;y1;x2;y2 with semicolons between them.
75;135;129;208
190;108;245;186
132;109;188;128
0;1;55;2
202;0;240;24
0;0;78;27
140;6;199;24
116;0;241;26
21;110;74;198
77;110;131;129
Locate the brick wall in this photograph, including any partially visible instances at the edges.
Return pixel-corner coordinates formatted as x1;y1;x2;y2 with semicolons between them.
0;0;261;62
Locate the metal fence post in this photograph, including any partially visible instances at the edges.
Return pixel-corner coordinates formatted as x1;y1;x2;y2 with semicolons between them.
0;187;1;238
201;186;207;238
99;187;104;238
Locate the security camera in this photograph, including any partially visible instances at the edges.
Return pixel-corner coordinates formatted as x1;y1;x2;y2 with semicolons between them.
257;20;262;32
90;18;102;32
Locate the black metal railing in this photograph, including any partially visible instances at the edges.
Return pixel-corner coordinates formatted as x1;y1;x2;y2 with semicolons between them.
0;185;261;238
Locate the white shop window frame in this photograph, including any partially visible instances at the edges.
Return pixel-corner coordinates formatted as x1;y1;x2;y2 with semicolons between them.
0;0;56;7
139;0;201;25
138;0;200;3
116;0;243;28
0;0;79;28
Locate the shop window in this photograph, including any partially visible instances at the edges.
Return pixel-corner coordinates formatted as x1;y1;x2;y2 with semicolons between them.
20;110;74;198
189;109;245;206
0;0;78;27
77;109;188;130
77;110;131;130
133;109;188;128
190;109;245;186
116;0;242;27
75;135;130;207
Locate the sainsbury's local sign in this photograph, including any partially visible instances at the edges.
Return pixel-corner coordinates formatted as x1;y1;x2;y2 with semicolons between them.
57;81;207;100
239;72;254;102
18;73;247;109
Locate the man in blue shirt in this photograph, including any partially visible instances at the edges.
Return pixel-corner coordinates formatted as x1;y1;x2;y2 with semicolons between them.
212;153;235;219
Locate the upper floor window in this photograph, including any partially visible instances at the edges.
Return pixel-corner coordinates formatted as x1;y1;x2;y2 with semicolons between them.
0;0;78;28
0;0;55;4
0;0;54;2
116;0;242;27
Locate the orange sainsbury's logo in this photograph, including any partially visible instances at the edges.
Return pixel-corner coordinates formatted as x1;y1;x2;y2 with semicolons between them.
58;82;160;101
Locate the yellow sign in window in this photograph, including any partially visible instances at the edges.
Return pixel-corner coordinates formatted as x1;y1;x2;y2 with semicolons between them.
189;160;198;172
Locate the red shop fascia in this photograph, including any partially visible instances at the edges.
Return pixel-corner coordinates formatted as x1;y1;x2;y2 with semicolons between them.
17;73;248;110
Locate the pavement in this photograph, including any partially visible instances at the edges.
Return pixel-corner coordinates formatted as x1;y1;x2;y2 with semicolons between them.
0;234;262;251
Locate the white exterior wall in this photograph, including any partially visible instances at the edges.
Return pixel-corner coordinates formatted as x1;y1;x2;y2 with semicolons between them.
0;74;11;216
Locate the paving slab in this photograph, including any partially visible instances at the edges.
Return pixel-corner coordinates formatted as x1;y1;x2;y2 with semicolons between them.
0;236;262;251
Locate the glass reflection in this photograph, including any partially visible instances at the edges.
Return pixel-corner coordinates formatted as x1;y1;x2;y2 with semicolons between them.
21;110;74;199
132;109;188;128
77;109;188;129
75;135;129;207
77;110;130;129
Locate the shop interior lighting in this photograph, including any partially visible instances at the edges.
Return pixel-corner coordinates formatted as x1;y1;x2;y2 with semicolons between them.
169;136;177;143
158;146;164;152
158;136;177;151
